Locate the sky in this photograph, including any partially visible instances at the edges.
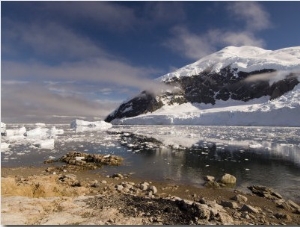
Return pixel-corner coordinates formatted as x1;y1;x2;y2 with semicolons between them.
1;1;300;123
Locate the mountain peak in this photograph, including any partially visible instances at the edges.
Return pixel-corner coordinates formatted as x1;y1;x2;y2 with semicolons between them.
159;46;300;82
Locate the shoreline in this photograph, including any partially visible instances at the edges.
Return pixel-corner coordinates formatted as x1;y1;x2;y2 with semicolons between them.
2;164;300;225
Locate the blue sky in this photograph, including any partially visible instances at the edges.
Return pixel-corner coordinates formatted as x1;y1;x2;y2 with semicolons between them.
1;1;300;123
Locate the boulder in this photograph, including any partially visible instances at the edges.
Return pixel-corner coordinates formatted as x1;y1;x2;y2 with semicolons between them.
248;185;283;200
140;182;149;191
220;200;239;209
149;185;158;194
203;175;215;182
240;204;259;214
231;194;248;203
220;173;236;184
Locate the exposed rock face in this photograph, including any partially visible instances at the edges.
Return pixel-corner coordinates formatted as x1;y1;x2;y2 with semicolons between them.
105;67;299;122
105;91;163;122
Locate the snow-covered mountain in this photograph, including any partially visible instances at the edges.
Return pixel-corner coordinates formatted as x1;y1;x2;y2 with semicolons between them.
105;46;300;126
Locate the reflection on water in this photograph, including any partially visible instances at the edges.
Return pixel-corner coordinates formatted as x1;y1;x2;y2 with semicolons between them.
1;124;300;202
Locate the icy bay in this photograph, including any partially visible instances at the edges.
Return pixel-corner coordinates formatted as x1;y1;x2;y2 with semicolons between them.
2;123;300;202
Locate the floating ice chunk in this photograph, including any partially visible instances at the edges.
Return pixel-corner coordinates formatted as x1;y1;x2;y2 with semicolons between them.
35;123;46;127
1;142;10;151
6;127;26;137
48;126;64;136
1;122;6;134
70;119;112;132
249;143;263;149
33;139;55;149
26;127;49;139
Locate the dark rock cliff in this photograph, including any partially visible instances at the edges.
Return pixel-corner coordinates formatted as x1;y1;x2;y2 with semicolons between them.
105;68;299;122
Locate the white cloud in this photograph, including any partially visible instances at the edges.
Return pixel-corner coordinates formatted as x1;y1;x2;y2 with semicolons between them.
228;2;271;31
164;2;270;60
164;26;216;59
143;2;186;24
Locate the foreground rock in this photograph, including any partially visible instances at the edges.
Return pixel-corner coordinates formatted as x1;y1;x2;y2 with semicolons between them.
44;151;123;169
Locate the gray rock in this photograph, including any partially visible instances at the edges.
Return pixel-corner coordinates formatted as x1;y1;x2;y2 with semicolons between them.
149;185;158;194
248;185;282;200
101;180;107;184
204;181;220;188
232;194;248;203
218;212;234;224
140;182;149;191
220;173;236;184
241;211;250;219
112;173;123;179
287;200;300;212
220;200;239;209
240;204;259;214
90;180;99;188
194;203;211;220
275;212;292;221
116;185;124;191
204;175;215;182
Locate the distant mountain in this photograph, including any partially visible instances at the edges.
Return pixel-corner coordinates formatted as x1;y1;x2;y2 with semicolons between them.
105;46;300;126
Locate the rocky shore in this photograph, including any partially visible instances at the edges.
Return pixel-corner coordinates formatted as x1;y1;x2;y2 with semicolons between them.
2;153;300;225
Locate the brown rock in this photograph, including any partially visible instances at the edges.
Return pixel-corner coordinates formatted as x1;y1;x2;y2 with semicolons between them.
220;200;239;209
231;194;248;203
220;173;236;184
240;204;259;214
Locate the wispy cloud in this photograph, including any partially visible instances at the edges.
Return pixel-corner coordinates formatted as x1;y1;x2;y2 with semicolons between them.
164;2;271;60
1;83;120;121
228;2;271;31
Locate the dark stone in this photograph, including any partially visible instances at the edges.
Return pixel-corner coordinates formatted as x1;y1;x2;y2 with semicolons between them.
105;90;163;122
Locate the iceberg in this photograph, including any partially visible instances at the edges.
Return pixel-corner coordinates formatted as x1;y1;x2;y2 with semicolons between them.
70;119;112;132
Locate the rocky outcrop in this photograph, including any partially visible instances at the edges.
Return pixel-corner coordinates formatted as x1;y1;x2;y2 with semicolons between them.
44;151;123;169
105;91;163;122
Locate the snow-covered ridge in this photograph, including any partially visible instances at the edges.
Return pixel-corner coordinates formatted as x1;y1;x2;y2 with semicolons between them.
159;46;300;82
112;84;300;127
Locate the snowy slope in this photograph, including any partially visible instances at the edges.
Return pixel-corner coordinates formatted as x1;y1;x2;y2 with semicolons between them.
112;84;300;126
159;46;300;82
